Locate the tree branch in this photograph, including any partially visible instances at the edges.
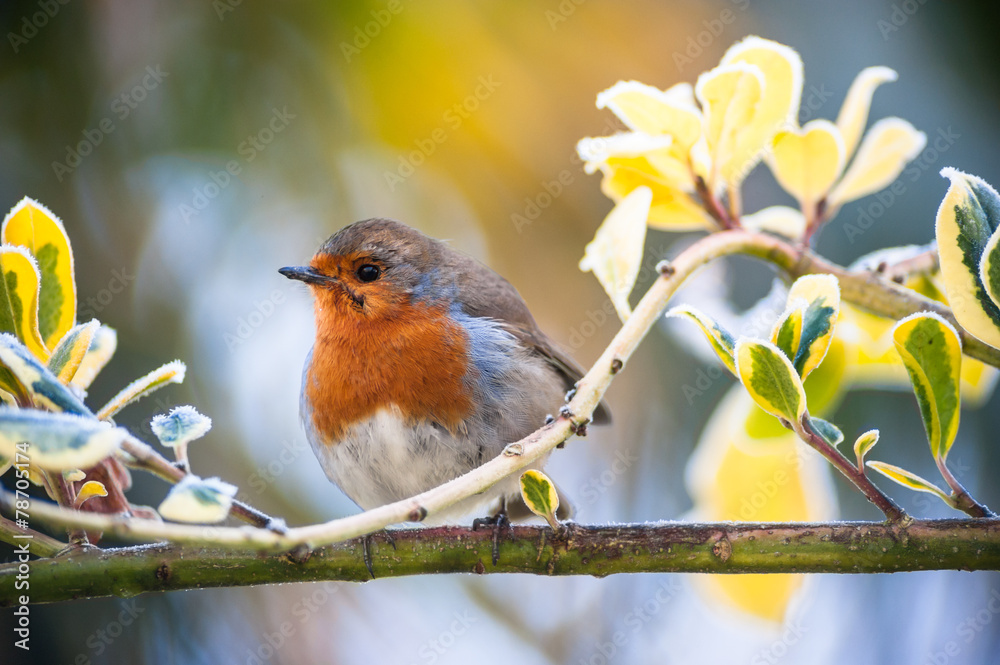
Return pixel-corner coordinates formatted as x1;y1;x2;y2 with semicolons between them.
3;519;999;605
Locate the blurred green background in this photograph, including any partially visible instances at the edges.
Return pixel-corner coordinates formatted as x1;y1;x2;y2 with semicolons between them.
3;1;1000;663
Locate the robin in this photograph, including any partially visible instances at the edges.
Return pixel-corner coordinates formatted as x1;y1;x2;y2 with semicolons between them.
280;219;609;565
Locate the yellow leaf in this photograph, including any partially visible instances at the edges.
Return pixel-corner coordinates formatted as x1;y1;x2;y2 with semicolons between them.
769;120;845;205
665;305;737;375
866;461;951;504
719;36;804;188
686;387;835;622
835;66;898;160
74;480;108;507
853;429;879;469
96;360;186;421
2;198;77;349
741;206;806;239
827;118;926;207
579;187;651;321
696;62;764;187
596;80;703;151
47;319;99;384
71;325;117;391
597;164;710;230
0;246;48;360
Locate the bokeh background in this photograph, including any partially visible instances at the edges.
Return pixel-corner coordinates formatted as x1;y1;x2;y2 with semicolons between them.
3;0;1000;663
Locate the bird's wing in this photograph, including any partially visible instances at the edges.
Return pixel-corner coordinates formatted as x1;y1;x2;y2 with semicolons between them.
450;255;611;424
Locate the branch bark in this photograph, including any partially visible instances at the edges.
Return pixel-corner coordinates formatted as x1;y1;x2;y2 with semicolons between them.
3;519;999;605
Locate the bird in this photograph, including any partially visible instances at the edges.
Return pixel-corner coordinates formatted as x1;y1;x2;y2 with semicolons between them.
280;218;609;565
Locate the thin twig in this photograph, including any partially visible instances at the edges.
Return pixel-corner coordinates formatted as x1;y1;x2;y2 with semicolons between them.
795;415;906;522
936;457;994;518
0;513;65;558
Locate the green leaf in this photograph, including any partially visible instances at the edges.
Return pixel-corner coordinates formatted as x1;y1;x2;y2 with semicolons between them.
770;305;802;361
0;246;48;361
0;408;125;471
47;319;99;384
892;313;962;460
853;429;879;469
808;416;843;446
579;186;652;321
786;275;840;379
96;360;186;421
158;475;237;524
666;305;737;375
151;406;212;449
866;460;953;506
735;338;807;422
934;168;1000;349
519;469;561;530
70;325;117;391
0;333;91;415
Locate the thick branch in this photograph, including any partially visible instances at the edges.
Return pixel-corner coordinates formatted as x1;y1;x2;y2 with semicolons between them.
3;519;999;605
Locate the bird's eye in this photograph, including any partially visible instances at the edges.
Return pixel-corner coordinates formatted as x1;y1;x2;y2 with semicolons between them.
356;264;381;282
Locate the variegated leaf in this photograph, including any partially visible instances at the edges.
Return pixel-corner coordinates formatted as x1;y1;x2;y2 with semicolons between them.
0;409;125;471
2;198;77;349
892;313;962;460
96;360;186;421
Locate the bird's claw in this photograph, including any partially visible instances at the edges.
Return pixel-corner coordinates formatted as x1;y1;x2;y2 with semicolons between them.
472;511;511;566
361;529;397;579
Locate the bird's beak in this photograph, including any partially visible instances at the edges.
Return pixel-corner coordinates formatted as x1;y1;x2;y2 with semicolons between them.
279;266;335;286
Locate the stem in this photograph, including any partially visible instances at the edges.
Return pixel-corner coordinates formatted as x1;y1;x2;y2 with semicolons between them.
695;176;734;229
728;231;1000;368
796;416;906;522
0;513;65;558
119;436;279;530
936;456;995;518
878;244;940;283
4;520;1000;605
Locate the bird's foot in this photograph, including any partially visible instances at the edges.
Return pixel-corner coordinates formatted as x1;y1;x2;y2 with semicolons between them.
361;529;397;579
472;506;511;567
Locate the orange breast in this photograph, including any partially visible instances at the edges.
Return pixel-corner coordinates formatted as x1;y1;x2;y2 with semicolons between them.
305;301;473;444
